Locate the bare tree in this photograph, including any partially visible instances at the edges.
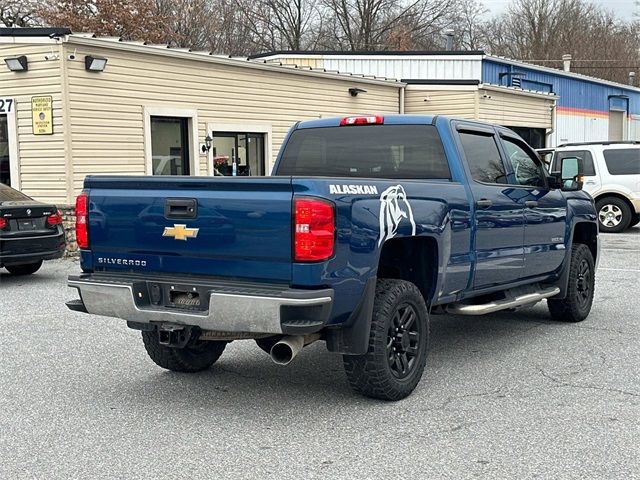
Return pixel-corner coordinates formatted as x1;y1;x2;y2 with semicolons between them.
484;0;640;84
0;0;41;26
451;0;487;50
235;0;321;51
41;0;172;43
320;0;460;51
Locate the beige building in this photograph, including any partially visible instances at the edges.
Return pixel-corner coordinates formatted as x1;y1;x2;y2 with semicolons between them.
403;81;557;147
0;30;559;209
0;30;402;205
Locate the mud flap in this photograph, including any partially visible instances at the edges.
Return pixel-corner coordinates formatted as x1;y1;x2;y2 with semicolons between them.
325;277;376;355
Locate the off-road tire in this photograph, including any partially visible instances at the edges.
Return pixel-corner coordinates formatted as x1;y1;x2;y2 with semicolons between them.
343;279;429;401
595;196;632;233
141;330;226;372
5;260;43;276
548;243;595;322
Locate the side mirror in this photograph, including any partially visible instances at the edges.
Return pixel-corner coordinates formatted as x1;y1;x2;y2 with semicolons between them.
552;156;584;191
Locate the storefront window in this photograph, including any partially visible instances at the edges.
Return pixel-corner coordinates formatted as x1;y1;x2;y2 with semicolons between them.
151;117;190;175
212;133;265;176
0;115;10;185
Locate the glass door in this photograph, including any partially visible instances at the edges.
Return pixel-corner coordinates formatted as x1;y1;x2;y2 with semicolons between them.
211;132;265;176
0;115;9;185
150;117;190;175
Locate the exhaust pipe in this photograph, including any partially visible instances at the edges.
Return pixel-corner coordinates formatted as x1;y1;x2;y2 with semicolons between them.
270;334;320;365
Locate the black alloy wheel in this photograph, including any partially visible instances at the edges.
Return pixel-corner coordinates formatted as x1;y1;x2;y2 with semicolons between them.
387;303;422;379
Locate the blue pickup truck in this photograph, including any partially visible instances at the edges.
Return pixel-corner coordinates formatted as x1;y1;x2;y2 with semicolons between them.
67;115;598;400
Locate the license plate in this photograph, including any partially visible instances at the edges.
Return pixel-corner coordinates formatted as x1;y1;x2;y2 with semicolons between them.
170;291;202;308
17;219;37;231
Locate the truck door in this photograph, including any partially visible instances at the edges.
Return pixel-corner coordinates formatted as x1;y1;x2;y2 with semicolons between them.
500;134;567;277
456;124;526;288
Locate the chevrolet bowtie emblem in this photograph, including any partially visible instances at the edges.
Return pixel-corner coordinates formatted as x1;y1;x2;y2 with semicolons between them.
162;224;199;241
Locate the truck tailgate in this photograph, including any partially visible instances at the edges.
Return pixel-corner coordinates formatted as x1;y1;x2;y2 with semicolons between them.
84;176;293;282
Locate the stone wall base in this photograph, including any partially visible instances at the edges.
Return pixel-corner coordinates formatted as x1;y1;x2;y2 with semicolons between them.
59;205;78;257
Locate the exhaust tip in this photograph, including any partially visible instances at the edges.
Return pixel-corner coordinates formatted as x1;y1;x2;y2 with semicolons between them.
270;343;295;365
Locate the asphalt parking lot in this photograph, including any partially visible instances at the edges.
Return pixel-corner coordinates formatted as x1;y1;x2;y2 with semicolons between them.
1;228;639;479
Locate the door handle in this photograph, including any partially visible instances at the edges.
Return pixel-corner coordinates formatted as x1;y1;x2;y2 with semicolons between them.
476;199;493;209
524;201;538;208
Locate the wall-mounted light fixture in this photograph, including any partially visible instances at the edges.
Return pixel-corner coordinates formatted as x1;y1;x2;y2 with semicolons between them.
348;87;367;97
4;55;28;72
202;134;213;153
85;55;107;72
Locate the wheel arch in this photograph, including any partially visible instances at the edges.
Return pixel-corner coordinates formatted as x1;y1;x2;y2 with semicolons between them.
593;192;635;215
377;236;439;305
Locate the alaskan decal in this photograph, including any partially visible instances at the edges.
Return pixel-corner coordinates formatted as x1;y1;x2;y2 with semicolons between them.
330;184;379;195
162;224;200;241
378;185;416;247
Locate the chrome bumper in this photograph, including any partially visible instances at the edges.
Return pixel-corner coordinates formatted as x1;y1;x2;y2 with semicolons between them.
67;275;333;335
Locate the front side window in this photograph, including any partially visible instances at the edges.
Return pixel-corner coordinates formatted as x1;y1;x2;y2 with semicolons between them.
502;137;546;187
151;117;190;175
552;150;596;176
603;148;640;175
277;125;450;179
459;131;507;184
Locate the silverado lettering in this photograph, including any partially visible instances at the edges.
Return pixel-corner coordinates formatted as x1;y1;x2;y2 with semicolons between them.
67;115;599;401
97;258;147;267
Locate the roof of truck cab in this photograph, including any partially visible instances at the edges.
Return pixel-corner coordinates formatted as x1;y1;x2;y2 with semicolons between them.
296;115;437;129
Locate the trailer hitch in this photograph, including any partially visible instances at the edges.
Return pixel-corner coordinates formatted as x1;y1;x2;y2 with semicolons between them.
157;325;197;348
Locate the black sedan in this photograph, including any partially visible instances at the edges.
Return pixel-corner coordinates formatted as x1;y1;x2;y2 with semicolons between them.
0;183;66;275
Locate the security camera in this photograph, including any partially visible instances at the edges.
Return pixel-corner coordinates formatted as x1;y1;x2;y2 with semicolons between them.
44;53;59;61
68;54;76;60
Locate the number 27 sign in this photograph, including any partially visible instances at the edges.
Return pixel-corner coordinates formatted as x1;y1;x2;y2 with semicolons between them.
0;98;14;114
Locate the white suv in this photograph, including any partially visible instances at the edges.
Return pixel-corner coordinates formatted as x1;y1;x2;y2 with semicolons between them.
547;142;640;233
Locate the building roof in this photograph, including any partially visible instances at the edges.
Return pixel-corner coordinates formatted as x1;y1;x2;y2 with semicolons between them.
0;27;71;37
0;29;403;87
253;50;640;94
248;50;485;59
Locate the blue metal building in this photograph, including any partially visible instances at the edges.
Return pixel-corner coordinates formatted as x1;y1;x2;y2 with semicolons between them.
251;51;640;147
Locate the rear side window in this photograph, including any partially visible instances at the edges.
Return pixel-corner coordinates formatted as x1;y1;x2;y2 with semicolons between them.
603;149;640;175
552;150;596;176
459;132;507;184
0;183;31;202
276;125;451;179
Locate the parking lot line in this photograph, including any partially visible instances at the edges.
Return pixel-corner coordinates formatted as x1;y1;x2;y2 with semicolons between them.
598;267;640;272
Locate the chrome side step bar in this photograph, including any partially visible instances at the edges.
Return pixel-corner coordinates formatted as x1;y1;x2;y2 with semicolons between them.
447;286;560;316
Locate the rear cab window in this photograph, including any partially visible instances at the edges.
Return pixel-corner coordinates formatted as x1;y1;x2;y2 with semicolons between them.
276;125;451;179
603;148;640;175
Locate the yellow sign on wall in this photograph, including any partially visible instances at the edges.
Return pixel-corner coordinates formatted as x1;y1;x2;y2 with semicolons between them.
31;96;53;135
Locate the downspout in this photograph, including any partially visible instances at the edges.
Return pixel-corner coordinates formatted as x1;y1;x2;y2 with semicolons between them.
399;85;405;114
546;101;557;147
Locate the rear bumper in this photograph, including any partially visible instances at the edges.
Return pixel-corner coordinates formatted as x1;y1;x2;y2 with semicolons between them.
67;273;333;335
0;231;65;266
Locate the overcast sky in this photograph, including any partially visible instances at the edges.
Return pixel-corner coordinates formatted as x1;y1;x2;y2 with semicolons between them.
482;0;638;18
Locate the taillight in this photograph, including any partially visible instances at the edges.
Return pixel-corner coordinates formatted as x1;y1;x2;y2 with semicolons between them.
294;198;335;262
75;193;89;249
0;217;7;230
47;209;63;227
340;115;384;126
